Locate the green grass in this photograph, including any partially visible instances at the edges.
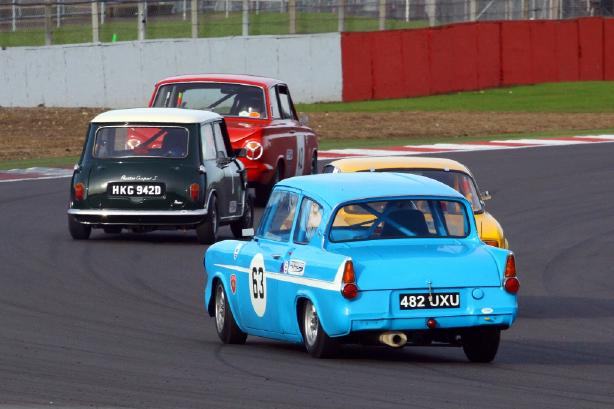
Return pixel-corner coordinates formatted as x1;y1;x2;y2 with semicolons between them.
297;82;614;113
0;156;78;170
0;12;428;47
318;128;614;150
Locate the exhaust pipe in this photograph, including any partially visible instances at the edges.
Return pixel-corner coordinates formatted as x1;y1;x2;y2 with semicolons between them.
379;331;408;348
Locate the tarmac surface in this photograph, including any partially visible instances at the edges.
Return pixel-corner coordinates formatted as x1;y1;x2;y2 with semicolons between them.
1;143;613;408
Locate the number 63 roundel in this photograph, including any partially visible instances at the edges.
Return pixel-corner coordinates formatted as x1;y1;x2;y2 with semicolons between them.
248;253;267;317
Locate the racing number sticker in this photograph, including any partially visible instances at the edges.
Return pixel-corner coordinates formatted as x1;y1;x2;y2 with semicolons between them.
248;253;267;317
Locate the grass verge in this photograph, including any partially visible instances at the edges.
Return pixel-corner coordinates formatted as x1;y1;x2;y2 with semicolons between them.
0;12;427;47
318;128;614;150
297;82;614;113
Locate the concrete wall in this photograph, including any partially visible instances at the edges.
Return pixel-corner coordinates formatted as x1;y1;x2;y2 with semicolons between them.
0;33;343;108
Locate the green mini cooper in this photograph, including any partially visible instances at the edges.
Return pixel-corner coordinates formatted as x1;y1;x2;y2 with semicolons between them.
67;108;253;244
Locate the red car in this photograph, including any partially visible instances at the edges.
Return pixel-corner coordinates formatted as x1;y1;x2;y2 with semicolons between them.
149;74;318;203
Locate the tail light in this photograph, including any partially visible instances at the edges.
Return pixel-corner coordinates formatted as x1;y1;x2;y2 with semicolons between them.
503;253;519;294
504;254;516;278
483;239;499;247
341;260;358;299
74;182;85;201
189;183;200;201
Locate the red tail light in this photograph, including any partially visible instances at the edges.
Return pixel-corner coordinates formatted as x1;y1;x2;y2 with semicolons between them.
189;183;200;202
483;240;499;247
341;260;358;300
504;253;519;293
74;182;85;201
504;254;516;278
504;277;520;294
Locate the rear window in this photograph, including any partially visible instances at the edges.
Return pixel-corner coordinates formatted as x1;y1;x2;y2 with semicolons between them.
329;199;469;243
93;126;189;159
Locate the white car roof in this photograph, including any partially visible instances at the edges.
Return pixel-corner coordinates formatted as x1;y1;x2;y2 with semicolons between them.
92;108;221;124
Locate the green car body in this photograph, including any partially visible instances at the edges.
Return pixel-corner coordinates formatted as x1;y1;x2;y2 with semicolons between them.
67;108;253;243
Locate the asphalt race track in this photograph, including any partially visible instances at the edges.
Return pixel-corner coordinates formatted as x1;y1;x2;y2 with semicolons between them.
1;143;614;409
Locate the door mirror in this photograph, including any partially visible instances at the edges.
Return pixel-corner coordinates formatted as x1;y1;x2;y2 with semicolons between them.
242;228;255;238
217;157;233;167
234;148;247;158
480;191;492;201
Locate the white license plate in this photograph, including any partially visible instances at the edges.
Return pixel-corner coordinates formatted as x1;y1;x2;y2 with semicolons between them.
399;293;460;310
108;183;164;197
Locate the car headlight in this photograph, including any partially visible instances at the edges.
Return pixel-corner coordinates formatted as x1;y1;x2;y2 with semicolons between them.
244;140;263;160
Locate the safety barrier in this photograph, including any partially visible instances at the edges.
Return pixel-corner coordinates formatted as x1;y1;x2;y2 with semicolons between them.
342;17;614;102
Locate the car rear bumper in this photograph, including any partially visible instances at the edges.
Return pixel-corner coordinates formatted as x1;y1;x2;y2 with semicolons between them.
67;208;207;226
316;287;517;337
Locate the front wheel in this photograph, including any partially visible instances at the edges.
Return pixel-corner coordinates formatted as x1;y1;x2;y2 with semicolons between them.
462;327;501;363
214;281;247;344
196;195;219;244
230;196;254;239
68;215;91;240
300;300;339;358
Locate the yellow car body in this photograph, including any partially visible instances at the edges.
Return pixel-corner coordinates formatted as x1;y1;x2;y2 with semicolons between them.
323;157;509;249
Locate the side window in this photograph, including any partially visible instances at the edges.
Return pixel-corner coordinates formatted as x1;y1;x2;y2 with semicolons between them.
277;85;296;120
322;165;337;174
257;190;299;242
294;197;324;244
201;123;216;161
212;122;227;158
270;87;281;119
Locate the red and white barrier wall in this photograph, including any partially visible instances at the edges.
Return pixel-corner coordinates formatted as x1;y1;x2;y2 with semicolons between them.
341;17;614;102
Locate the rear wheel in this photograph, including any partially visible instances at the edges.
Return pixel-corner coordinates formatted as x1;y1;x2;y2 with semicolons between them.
462;327;501;363
196;195;219;244
68;215;91;240
230;196;254;238
214;281;247;344
300;300;339;358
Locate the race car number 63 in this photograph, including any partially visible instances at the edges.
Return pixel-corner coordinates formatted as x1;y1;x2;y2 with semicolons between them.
248;253;267;317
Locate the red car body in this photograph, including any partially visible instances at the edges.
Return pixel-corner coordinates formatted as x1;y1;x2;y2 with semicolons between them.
149;74;318;200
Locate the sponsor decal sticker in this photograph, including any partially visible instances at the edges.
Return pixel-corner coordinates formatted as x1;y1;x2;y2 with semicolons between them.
230;274;237;295
286;149;293;161
287;259;306;276
481;307;494;314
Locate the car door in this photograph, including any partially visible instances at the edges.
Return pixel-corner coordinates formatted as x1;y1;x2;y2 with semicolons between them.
276;85;307;177
200;122;226;210
211;120;238;218
234;189;299;333
277;196;347;335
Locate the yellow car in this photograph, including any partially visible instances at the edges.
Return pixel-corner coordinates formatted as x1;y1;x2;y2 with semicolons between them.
322;157;509;249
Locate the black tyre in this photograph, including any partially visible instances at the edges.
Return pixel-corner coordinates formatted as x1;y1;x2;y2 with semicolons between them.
214;281;247;344
300;299;339;358
68;215;91;240
255;164;282;206
230;196;254;239
311;150;318;174
103;226;122;234
196;195;219;244
462;327;501;363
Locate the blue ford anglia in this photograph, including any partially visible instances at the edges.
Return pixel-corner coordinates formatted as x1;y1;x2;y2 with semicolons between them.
203;172;519;362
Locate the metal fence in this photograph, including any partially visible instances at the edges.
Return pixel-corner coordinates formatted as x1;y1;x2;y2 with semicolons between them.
0;0;611;47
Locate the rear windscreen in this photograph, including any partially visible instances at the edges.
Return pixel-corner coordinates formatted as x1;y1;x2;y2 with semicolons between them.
329;199;469;243
93;126;189;159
